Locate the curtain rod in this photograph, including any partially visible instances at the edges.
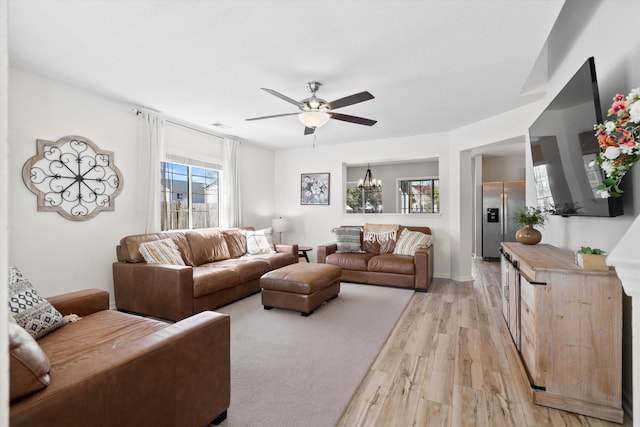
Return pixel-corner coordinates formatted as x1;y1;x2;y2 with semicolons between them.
131;108;226;141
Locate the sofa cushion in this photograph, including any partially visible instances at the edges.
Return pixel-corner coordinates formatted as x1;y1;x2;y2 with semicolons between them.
333;227;364;253
368;254;415;275
139;238;186;265
362;238;396;255
393;229;432;256
8;266;66;339
120;232;192;265
192;266;241;297
325;252;374;271
244;228;276;255
223;229;247;258
212;257;273;282
9;320;51;401
186;229;231;266
362;240;380;254
250;252;296;270
37;310;168;371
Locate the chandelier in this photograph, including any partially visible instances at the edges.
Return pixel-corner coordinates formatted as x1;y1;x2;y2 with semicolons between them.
358;163;381;190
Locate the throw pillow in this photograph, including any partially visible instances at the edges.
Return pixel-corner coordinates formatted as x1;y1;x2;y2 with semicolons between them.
9;318;51;401
139;238;186;265
333;227;363;253
244;228;276;255
393;229;432;256
8;266;66;339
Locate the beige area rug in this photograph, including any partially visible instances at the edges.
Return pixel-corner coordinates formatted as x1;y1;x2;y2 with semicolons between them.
215;282;414;427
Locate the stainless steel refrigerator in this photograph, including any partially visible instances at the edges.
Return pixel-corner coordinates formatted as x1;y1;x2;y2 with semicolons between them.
482;181;525;259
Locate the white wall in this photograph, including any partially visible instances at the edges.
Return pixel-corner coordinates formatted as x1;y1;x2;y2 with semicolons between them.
8;68;275;304
274;133;453;279
481;154;526;183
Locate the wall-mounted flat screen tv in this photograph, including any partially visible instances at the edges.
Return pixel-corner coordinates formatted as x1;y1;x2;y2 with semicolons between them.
528;57;623;217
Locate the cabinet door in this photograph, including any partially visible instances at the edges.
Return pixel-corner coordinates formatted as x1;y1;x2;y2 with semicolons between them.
519;275;545;388
500;255;510;323
508;266;520;350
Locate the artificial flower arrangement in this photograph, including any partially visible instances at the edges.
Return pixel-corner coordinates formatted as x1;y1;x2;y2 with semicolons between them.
592;88;640;197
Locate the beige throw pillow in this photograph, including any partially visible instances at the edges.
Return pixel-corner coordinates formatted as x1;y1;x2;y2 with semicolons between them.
139;238;186;265
393;229;432;256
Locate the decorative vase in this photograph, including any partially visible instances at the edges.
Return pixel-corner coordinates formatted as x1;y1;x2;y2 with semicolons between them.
515;224;542;245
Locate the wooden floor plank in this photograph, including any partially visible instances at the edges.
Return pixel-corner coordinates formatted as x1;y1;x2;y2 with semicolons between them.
337;260;632;427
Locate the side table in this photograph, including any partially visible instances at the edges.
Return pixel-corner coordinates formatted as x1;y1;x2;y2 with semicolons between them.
298;246;313;262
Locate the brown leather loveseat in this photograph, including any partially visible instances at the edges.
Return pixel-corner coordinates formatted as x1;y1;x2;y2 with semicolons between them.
113;227;298;321
10;288;230;426
317;225;434;291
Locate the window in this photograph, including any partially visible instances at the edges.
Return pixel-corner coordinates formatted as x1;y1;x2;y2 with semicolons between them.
346;184;383;213
532;165;554;210
161;161;220;230
398;178;439;213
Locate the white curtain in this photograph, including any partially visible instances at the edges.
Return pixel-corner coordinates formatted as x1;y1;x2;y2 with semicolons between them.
221;137;240;228
136;112;166;233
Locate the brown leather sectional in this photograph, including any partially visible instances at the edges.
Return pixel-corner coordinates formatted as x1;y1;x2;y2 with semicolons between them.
10;289;230;426
317;225;434;291
113;227;298;321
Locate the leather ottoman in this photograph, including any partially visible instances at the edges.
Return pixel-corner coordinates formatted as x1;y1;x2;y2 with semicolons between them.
260;263;342;316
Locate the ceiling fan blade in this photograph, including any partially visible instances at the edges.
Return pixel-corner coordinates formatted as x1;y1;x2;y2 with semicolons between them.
246;112;299;121
327;91;374;110
329;112;377;126
304;126;316;135
261;88;304;108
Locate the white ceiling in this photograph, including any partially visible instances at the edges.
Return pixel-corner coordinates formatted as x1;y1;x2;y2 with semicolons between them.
8;0;565;150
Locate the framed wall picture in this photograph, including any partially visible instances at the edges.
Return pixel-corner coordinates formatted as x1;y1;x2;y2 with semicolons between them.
300;172;330;205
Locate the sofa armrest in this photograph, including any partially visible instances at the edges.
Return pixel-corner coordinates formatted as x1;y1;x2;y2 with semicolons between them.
10;311;231;427
275;243;299;263
414;243;434;291
112;262;194;321
316;243;337;264
47;289;109;317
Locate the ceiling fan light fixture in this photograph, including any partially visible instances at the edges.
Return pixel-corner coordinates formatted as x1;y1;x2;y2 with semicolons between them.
298;111;330;128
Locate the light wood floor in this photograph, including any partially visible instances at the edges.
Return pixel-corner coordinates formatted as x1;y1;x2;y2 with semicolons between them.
337;259;632;427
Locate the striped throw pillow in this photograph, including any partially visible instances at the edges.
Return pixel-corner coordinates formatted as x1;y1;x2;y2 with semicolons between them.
393;229;431;256
139;238;185;265
333;227;363;253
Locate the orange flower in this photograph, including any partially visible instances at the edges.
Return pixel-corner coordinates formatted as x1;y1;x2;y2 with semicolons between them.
616;112;630;125
619;136;634;145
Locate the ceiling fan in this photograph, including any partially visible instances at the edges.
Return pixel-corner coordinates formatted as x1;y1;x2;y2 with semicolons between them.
246;81;377;135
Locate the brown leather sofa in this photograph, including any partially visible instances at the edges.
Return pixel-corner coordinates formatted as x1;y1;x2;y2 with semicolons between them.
317;225;434;291
113;227;298;321
10;289;230;427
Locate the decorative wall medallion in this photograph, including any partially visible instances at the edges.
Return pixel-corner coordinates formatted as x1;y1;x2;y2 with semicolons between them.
22;135;123;221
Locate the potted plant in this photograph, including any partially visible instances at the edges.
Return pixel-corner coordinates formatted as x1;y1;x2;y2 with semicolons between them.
575;246;609;270
513;206;548;245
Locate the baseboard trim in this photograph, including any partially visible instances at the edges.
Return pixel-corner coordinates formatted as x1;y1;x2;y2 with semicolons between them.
450;275;474;283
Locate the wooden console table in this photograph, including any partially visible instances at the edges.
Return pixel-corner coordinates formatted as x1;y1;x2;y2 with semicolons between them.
500;242;623;423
